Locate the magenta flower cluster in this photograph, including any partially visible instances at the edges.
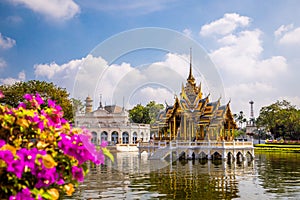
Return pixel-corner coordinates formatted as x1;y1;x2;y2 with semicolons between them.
0;145;43;179
9;187;38;200
58;133;105;165
0;92;110;200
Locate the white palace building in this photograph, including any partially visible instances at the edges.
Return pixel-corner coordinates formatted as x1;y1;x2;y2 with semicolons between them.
74;96;150;151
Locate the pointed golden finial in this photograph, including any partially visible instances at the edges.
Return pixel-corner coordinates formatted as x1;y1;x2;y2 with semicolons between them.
187;48;195;84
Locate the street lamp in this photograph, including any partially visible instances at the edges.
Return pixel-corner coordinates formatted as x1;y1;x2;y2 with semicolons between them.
258;128;261;144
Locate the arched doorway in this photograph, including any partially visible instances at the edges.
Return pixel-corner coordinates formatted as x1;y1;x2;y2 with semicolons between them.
91;131;97;144
111;131;118;145
122;132;129;144
101;131;108;143
140;132;144;142
132;132;138;144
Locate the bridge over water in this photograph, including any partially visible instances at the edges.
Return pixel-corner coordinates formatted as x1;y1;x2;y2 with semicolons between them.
138;140;254;162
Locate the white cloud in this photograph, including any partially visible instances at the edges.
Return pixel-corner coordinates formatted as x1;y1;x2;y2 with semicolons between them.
35;55;107;98
96;53;192;107
0;58;7;69
200;13;293;116
183;28;192;38
10;0;80;20
127;87;174;108
34;58;83;79
0;33;16;49
200;13;251;36
34;53;208;109
226;82;276;117
278;27;300;45
209;29;287;80
0;71;26;85
274;24;293;37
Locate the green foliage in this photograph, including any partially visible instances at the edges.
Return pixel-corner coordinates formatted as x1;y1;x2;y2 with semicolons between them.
233;128;246;138
71;98;84;113
256;100;300;140
146;101;164;124
129;101;164;124
0;80;73;121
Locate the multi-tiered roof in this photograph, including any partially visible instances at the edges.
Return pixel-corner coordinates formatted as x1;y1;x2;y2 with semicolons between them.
153;58;237;141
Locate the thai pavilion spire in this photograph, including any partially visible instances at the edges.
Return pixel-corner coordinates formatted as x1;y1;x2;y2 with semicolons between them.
187;48;195;85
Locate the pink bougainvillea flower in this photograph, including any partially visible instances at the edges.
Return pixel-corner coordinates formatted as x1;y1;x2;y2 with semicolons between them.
9;187;34;200
35;167;57;188
0;149;14;163
100;140;108;148
47;99;56;108
35;93;44;105
23;94;33;101
0;139;5;148
7;159;24;179
56;177;65;185
0;90;4;98
71;166;84;182
17;148;37;170
17;102;26;109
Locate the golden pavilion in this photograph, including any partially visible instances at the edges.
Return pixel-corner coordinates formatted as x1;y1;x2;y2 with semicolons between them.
152;61;237;142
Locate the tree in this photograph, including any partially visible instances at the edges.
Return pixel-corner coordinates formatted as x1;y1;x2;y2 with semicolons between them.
146;101;164;124
256;100;300;140
71;98;85;113
0;80;73;121
129;104;150;124
233;111;247;129
129;101;164;124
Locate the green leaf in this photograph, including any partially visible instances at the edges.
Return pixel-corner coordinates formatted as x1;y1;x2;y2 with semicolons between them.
102;147;114;162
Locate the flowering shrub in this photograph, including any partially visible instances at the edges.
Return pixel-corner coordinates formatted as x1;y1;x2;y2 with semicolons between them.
265;139;300;145
0;91;112;199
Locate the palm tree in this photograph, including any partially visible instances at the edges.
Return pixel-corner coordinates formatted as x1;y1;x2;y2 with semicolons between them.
234;111;247;129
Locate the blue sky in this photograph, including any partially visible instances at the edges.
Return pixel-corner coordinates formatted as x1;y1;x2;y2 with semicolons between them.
1;0;300;118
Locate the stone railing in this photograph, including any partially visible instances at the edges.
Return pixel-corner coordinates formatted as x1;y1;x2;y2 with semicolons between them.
138;139;254;149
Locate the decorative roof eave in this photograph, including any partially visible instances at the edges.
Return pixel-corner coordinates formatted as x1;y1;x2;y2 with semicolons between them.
224;101;238;128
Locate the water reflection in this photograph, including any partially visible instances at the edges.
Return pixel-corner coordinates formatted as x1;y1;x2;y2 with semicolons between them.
255;151;300;199
66;151;300;200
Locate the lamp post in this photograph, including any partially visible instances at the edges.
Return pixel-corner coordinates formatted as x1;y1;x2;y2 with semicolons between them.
258;128;261;144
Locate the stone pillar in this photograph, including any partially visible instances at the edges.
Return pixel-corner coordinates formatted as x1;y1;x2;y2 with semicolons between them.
200;126;204;139
173;115;176;140
108;131;111;143
187;149;193;160
191;120;194;141
183;114;186;141
207;150;212;160
207;127;210;140
228;123;231;140
222;149;227;160
169;121;172;141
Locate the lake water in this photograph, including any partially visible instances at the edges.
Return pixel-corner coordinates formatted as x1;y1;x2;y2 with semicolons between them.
68;151;300;200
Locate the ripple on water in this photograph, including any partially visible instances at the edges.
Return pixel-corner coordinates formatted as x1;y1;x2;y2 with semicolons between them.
66;152;300;200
